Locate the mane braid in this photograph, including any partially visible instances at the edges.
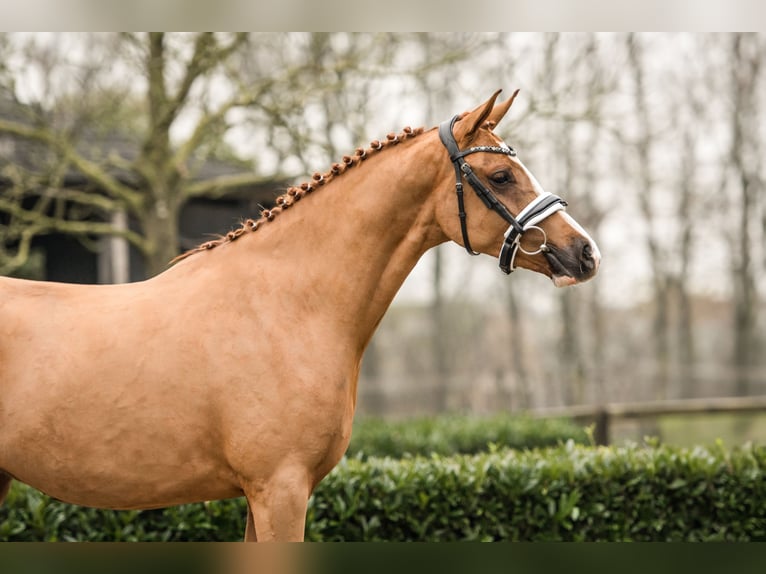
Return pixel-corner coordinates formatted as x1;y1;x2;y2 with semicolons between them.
170;125;426;265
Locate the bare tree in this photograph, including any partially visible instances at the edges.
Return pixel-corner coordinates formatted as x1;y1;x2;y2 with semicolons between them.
412;33;499;410
725;33;763;395
1;33;491;281
624;33;674;398
669;80;704;398
673;126;698;397
531;33;613;405
0;33;289;277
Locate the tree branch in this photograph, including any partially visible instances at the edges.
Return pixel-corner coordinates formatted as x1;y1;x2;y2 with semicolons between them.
147;32;169;129
0;118;143;213
0;224;43;275
172;80;275;177
162;33;249;131
28;186;122;213
183;172;282;200
0;196;151;254
173;97;242;171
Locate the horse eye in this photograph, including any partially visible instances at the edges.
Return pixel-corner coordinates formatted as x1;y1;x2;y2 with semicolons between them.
490;171;514;185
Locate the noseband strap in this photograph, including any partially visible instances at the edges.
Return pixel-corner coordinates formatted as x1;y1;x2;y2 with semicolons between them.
438;115;568;274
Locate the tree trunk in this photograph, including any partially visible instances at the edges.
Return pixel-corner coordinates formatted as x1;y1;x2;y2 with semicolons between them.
506;282;531;410
626;33;671;399
559;289;587;405
728;33;761;396
676;129;696;398
431;245;449;411
142;194;181;278
588;279;606;402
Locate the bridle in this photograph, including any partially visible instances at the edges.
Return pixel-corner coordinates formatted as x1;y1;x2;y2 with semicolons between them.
438;115;568;274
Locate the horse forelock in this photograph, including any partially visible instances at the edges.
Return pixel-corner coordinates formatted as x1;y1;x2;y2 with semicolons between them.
171;125;427;266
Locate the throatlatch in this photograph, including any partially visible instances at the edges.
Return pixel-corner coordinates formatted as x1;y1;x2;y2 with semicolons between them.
438;116;568;274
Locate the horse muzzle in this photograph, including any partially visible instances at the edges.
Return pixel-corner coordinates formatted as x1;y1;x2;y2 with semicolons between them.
544;237;601;287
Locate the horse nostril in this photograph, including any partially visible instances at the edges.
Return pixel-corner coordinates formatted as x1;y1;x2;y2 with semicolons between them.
580;243;595;272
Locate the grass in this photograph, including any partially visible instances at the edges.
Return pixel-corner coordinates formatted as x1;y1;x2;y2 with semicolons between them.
609;412;766;447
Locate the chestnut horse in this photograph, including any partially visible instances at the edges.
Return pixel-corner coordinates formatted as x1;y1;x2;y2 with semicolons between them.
0;91;600;541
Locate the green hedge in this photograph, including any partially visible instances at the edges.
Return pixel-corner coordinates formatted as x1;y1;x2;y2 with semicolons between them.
308;441;766;541
2;442;764;541
0;484;246;541
346;415;589;459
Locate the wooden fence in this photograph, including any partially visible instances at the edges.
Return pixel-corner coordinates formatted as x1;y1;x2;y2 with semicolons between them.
530;395;766;445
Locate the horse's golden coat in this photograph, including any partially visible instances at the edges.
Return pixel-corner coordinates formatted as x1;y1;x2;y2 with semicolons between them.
0;92;599;541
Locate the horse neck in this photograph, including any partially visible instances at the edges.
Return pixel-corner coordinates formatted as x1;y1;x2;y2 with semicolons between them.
189;131;447;350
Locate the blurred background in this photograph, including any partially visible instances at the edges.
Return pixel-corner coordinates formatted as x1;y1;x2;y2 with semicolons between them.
1;33;764;445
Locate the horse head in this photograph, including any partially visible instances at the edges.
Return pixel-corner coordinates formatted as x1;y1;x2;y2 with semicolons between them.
434;90;600;286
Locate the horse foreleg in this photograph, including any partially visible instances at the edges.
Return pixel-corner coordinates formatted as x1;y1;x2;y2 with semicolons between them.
244;504;257;541
241;467;310;542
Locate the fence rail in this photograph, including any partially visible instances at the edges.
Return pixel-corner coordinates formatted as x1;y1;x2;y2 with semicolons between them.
529;395;766;445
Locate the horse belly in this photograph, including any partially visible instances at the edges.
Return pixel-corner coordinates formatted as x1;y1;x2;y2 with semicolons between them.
0;400;243;509
0;322;241;507
0;278;239;507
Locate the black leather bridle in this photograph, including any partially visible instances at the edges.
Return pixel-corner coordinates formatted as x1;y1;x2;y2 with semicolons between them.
438;115;568;274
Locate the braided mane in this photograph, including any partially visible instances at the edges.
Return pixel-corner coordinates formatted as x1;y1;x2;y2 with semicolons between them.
171;125;427;265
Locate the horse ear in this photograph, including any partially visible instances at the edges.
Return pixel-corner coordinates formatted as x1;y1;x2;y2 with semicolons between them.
487;89;520;128
453;89;504;143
